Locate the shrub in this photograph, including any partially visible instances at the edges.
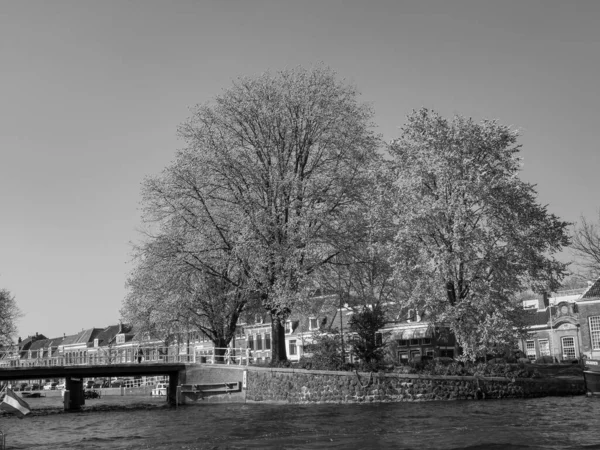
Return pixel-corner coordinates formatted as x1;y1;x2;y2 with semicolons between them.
300;330;351;371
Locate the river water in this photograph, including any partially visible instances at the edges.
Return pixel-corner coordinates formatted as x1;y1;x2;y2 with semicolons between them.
1;395;599;449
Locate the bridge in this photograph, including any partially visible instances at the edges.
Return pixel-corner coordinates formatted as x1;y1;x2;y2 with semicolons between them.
0;363;186;410
0;347;250;410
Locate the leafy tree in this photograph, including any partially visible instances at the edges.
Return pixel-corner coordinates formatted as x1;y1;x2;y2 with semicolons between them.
387;108;570;361
164;65;381;361
317;171;398;311
572;211;600;276
0;287;21;346
348;303;387;370
122;231;253;356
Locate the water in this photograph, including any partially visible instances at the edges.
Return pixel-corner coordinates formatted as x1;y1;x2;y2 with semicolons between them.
1;395;599;449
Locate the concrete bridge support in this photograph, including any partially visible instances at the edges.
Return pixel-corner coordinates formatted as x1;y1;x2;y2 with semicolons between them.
64;376;85;411
168;372;179;406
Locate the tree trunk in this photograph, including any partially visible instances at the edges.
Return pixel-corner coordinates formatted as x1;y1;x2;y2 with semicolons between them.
270;316;287;362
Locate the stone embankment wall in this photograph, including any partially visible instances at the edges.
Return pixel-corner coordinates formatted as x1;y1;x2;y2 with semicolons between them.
246;367;584;403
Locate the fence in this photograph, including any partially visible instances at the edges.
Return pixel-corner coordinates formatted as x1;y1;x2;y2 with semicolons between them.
0;347;252;368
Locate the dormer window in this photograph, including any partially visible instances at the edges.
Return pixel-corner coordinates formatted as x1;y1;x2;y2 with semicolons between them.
116;334;125;345
309;318;318;330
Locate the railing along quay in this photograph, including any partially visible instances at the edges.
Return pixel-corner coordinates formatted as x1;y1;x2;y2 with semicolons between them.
0;347;252;368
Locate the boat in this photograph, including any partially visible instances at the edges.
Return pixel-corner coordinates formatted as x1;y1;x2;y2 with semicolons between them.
151;383;168;396
583;359;600;396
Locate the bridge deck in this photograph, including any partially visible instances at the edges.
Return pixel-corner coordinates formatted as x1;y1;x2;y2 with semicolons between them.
0;363;186;381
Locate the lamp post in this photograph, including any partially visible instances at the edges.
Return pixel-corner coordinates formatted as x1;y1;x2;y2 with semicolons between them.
335;255;346;363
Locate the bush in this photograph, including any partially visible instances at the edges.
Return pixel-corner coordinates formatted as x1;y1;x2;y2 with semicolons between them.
300;330;351;371
419;360;540;379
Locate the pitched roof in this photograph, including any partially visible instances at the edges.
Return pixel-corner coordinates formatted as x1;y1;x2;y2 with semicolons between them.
288;295;345;335
522;308;550;327
76;328;103;344
29;338;49;351
94;324;121;346
60;334;79;346
47;336;65;347
581;278;600;300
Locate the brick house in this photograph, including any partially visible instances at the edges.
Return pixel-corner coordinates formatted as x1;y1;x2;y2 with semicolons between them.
577;278;600;360
519;292;583;362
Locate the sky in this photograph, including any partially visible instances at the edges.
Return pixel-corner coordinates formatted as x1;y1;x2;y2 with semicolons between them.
1;0;599;340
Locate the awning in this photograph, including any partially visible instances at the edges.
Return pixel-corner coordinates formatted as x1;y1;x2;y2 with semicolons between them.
397;327;432;340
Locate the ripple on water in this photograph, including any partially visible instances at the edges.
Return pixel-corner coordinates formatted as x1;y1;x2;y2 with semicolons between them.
1;396;600;449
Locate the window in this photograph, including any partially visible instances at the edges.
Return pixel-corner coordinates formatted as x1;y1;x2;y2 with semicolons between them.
247;335;254;350
410;349;421;359
422;338;432;345
440;348;454;358
116;334;125;345
397;339;408;347
398;351;409;364
426;349;435;357
538;339;550;357
256;334;263;351
409;339;419;346
526;340;536;361
94;339;99;348
590;316;600;350
265;333;271;350
285;321;292;334
288;340;297;356
561;337;576;360
309;318;318;330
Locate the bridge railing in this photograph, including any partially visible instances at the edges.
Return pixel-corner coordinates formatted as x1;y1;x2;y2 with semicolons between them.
0;346;253;368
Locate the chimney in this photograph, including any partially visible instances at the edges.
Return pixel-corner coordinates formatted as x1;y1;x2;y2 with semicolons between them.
542;292;550;308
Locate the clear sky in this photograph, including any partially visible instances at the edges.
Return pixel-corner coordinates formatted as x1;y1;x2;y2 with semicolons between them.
1;0;599;340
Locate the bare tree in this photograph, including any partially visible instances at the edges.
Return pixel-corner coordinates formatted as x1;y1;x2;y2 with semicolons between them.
0;288;21;346
572;211;600;276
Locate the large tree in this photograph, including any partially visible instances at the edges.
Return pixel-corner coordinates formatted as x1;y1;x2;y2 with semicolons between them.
135;66;380;362
0;287;21;346
387;109;570;360
122;231;253;355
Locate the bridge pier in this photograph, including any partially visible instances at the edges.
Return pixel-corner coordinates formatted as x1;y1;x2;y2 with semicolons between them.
64;376;84;411
168;372;179;406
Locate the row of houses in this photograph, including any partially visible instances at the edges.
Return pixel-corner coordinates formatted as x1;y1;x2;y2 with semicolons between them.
0;292;451;367
3;278;600;367
0;323;147;367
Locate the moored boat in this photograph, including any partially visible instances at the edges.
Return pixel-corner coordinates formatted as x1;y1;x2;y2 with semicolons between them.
151;383;167;396
583;359;600;396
